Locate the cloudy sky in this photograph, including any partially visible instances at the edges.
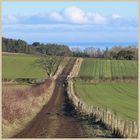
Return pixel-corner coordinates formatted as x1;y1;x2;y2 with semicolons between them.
2;2;138;43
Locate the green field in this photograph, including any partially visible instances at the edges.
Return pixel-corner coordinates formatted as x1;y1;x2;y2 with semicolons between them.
2;54;46;79
75;81;138;121
78;59;138;79
76;58;138;122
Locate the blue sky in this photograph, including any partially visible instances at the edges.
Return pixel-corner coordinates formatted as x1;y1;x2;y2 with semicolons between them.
2;2;138;44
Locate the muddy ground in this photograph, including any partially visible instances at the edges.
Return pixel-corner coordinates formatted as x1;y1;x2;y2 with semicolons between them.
14;59;117;138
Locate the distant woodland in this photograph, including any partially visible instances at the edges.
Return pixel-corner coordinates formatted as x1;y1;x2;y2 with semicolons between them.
2;37;138;60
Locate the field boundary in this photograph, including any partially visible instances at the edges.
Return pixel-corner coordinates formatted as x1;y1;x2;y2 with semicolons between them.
76;76;138;81
67;80;138;138
2;58;69;138
2;79;56;138
74;77;138;83
69;58;83;78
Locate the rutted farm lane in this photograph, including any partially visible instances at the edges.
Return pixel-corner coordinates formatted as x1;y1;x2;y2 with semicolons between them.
13;58;116;138
14;59;84;138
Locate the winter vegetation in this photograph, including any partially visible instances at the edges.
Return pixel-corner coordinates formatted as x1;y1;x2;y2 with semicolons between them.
68;79;138;138
2;2;138;138
2;79;54;138
2;37;138;60
2;53;62;83
67;58;138;138
2;52;69;138
2;37;138;138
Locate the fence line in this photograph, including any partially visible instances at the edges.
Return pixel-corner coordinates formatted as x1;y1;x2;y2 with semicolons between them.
67;79;138;138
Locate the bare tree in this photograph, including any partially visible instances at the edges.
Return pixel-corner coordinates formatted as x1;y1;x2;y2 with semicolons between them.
35;55;61;77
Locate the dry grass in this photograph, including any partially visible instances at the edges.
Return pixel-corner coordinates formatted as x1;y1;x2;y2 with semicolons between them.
2;78;54;138
2;56;70;138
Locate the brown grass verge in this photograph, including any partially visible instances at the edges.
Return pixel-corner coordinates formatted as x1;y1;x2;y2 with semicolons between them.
2;57;69;138
2;78;55;138
69;58;83;78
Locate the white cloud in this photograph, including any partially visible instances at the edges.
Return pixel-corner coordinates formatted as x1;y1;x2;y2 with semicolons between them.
87;12;107;24
62;6;87;24
112;14;122;19
49;12;64;22
3;15;18;24
2;6;108;25
2;6;137;27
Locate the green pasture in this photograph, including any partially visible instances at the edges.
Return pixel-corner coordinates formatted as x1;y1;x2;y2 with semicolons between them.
2;54;46;79
75;81;138;121
78;59;138;79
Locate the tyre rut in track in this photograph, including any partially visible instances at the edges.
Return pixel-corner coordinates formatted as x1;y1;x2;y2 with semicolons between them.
14;59;83;138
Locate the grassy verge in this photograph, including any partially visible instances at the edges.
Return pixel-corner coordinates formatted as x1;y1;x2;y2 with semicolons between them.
2;53;70;138
2;79;54;138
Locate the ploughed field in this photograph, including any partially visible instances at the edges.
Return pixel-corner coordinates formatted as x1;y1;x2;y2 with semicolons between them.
78;59;138;79
2;54;46;79
75;59;138;122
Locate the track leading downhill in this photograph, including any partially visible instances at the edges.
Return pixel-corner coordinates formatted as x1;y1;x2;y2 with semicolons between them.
14;59;84;138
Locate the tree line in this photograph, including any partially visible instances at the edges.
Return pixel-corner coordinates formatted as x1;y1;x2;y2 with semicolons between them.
2;37;29;53
2;37;138;60
2;37;71;56
72;46;138;60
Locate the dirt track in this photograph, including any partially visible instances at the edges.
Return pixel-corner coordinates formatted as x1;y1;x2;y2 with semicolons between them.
13;59;116;138
14;59;84;138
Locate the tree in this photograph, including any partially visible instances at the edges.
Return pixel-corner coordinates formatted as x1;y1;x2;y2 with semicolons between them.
97;48;103;58
45;44;71;56
32;42;40;46
35;56;61;77
2;37;29;53
104;47;109;58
